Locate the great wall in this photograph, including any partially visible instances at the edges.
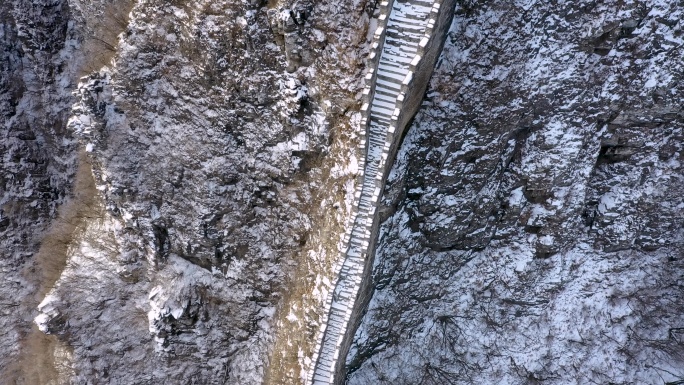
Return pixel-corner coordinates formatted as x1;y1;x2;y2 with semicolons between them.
308;0;456;383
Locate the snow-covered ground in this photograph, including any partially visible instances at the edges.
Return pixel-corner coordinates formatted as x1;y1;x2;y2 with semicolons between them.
347;0;684;383
4;0;370;384
2;0;683;384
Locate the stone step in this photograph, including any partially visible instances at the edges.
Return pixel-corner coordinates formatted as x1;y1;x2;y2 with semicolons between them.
382;54;414;65
395;1;434;12
384;45;420;58
374;87;399;98
387;19;426;31
376;71;406;83
392;6;431;20
384;39;419;52
371;92;398;105
370;105;395;117
377;67;408;80
378;60;409;73
385;29;424;42
370;113;393;124
385;30;423;44
395;9;433;21
393;14;430;24
371;115;392;125
376;78;402;90
378;58;410;71
384;38;419;51
373;92;397;104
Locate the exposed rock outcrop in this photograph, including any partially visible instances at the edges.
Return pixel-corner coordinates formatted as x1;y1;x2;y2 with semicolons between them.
347;1;684;384
1;0;682;384
0;0;81;381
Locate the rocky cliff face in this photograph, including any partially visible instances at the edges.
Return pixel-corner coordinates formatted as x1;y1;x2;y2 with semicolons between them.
347;0;684;384
46;0;371;382
3;0;370;383
0;0;82;382
1;0;682;384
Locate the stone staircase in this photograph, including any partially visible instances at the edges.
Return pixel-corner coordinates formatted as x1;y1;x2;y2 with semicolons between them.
307;0;446;384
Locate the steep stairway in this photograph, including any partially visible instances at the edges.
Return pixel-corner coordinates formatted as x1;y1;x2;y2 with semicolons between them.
309;0;443;384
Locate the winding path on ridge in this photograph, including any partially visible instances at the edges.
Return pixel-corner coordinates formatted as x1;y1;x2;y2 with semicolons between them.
309;0;443;383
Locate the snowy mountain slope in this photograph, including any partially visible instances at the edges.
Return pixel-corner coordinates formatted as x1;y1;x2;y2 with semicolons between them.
1;0;682;384
346;0;684;384
24;0;372;384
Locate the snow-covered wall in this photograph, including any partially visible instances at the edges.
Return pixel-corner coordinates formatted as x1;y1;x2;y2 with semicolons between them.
307;0;456;383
